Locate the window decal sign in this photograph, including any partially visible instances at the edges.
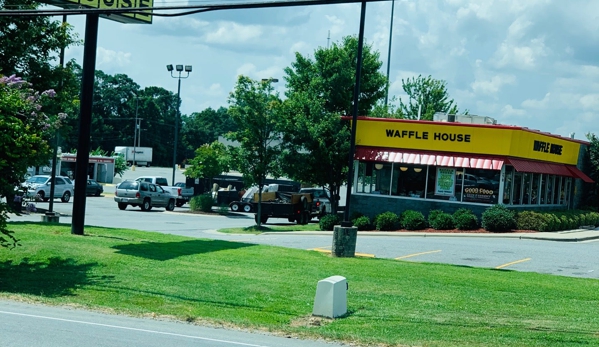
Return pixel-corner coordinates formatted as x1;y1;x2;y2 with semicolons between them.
435;168;455;196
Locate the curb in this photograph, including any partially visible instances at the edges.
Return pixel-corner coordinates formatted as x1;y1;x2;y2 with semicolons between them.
261;230;599;242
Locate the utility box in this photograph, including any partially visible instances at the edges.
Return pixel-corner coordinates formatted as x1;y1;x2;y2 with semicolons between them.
312;276;347;318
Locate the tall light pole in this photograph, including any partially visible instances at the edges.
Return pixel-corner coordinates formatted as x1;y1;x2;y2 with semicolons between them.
131;91;139;170
384;0;395;107
167;64;192;186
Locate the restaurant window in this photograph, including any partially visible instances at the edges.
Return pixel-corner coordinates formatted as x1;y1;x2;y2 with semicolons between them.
556;176;564;205
356;162;376;193
542;174;551;204
530;173;540;204
461;168;499;204
513;172;523;205
503;166;514;204
551;176;559;204
391;165;426;197
427;167;458;201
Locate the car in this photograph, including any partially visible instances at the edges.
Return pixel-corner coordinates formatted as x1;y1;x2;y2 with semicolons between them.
299;187;331;219
114;180;176;211
85;179;104;196
21;175;73;203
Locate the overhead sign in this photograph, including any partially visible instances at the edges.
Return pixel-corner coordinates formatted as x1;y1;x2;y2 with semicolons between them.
45;0;153;24
355;118;582;165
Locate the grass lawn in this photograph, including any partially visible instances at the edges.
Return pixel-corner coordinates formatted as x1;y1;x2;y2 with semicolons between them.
1;222;599;347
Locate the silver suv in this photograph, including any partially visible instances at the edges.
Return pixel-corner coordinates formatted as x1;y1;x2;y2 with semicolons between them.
22;175;73;202
114;180;176;211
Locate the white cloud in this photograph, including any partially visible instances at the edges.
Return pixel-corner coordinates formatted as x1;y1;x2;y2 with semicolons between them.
501;105;526;118
204;22;263;44
522;92;551;109
579;94;599;111
471;74;516;95
96;47;131;68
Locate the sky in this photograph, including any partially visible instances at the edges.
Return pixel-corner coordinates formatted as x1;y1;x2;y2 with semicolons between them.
58;0;599;141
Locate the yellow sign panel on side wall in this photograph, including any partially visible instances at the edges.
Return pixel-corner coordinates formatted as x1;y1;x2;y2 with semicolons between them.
355;118;581;165
44;0;153;24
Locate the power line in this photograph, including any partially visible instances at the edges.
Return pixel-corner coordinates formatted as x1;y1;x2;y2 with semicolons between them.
0;0;387;18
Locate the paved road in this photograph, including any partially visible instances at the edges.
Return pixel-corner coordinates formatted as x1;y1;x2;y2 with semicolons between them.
0;301;346;347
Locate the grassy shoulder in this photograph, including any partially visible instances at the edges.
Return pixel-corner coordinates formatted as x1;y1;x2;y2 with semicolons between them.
2;222;599;347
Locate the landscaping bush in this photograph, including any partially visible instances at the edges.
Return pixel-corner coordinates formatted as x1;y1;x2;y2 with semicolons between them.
453;208;473;219
401;210;427;230
454;213;478;230
190;194;214;212
375;211;400;231
427;209;444;227
516;211;544;231
352;216;373;231
350;211;365;222
481;205;516;232
452;209;478;230
430;212;454;230
319;214;341;231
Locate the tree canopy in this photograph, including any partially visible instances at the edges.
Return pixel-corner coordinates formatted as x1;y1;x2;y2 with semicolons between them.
227;76;282;226
398;75;462;120
279;35;387;211
180;106;236;162
285;35;386;116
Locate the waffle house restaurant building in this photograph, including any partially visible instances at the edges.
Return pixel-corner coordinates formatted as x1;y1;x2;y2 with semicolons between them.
349;116;594;217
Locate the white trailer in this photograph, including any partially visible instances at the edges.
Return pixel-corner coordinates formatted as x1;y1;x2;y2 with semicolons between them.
114;146;153;167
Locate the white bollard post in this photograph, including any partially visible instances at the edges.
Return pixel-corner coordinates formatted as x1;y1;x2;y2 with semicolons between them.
312;275;347;318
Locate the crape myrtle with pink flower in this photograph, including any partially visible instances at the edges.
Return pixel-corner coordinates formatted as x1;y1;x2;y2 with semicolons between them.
0;75;68;249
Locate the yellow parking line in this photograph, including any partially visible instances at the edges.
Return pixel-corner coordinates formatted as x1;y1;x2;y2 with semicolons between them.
309;247;331;254
395;250;441;260
495;258;531;269
308;248;375;258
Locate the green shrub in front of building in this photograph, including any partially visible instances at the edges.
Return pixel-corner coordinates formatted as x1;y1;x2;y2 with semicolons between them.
482;205;516;232
430;212;454;230
516;210;599;232
319;214;341;231
352;216;373;231
427;209;444;227
374;211;401;231
401;210;427;230
453;208;479;230
190;194;214;212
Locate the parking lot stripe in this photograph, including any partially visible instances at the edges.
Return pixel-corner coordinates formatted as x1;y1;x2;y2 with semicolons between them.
308;248;375;258
395;250;441;260
495;258;531;269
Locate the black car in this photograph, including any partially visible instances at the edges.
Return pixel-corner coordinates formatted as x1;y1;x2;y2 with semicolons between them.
86;179;104;196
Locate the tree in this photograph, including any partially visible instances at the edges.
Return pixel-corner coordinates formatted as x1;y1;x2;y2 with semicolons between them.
398;75;462;120
180;107;236;162
184;141;230;191
227;76;282;227
0;0;80;93
280;35;387;212
581;133;599;208
0;75;64;248
285;35;386;116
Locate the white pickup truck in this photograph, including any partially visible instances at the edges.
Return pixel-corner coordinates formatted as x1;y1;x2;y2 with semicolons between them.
134;176;186;207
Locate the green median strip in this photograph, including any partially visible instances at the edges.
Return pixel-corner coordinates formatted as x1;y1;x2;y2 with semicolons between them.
2;222;599;347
